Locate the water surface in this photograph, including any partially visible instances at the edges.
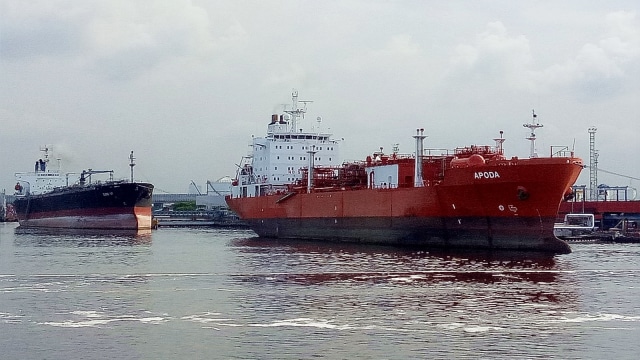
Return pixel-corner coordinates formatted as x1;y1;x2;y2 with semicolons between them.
1;222;639;359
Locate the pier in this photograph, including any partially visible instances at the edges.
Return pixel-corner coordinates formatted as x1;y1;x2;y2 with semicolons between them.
152;209;246;228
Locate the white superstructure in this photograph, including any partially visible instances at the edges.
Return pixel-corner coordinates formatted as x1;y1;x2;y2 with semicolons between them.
233;90;341;197
14;147;68;196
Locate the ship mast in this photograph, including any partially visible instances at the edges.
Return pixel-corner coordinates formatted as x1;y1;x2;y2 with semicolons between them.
129;151;136;183
588;127;598;201
284;90;312;133
41;146;50;161
493;131;505;155
523;110;543;158
39;146;51;170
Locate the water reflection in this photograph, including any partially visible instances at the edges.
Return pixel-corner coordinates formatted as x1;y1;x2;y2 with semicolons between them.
229;237;562;285
13;226;152;247
226;236;580;345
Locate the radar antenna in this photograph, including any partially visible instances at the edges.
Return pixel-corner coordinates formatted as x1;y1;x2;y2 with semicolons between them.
39;145;51;164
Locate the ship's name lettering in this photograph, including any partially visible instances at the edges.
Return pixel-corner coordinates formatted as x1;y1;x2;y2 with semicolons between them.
474;171;500;179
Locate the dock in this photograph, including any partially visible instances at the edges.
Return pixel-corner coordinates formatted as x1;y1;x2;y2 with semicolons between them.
152;210;247;228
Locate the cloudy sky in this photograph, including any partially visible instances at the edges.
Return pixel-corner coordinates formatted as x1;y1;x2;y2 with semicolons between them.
1;0;639;194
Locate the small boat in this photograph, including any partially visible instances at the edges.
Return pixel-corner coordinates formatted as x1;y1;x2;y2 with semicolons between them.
607;219;640;243
553;213;596;239
12;147;154;230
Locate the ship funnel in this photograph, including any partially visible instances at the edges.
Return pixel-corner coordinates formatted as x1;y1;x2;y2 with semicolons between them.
413;128;426;187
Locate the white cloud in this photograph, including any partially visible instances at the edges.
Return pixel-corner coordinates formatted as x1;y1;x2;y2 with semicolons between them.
1;1;638;192
0;0;90;58
449;21;532;85
602;11;639;59
82;1;220;80
533;11;639;98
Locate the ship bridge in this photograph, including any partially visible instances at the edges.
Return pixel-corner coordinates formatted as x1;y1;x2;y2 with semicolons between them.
250;91;341;186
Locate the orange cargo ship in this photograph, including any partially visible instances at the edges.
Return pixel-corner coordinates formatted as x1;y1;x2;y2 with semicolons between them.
226;92;583;254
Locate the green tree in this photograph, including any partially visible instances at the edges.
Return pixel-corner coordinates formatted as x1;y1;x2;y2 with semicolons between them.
172;201;196;211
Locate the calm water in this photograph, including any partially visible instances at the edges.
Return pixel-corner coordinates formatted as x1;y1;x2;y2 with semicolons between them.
1;222;639;359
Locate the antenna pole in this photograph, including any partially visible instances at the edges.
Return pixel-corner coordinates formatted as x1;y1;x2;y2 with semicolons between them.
588;127;598;201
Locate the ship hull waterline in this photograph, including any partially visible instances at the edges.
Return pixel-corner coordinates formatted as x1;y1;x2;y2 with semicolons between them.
15;206;152;230
237;215;569;254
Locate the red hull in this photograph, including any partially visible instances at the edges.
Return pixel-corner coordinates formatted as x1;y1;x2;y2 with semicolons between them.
227;158;583;253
